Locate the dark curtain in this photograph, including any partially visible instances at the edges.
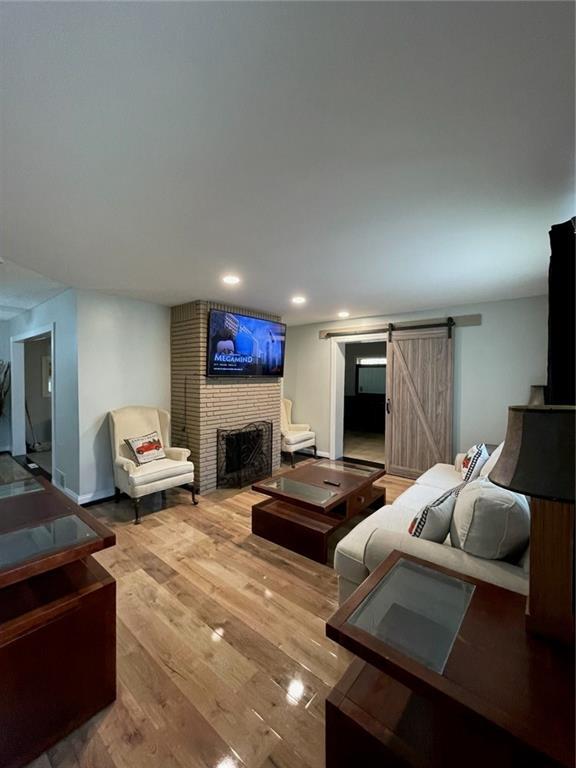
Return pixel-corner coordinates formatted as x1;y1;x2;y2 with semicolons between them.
546;218;575;405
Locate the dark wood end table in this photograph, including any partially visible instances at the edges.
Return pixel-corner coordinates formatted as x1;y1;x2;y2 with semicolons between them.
325;551;574;768
0;476;117;768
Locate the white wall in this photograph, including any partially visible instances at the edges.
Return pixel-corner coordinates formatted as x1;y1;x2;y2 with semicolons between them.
9;290;80;492
283;296;548;456
0;322;11;451
77;291;170;502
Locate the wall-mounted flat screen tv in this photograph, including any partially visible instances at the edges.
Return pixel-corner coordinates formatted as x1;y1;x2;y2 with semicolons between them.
206;309;286;377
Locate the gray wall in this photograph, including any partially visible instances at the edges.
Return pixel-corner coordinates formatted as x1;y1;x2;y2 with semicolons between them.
344;341;387;396
283;295;548;456
25;337;52;445
77;290;171;501
9;290;80;493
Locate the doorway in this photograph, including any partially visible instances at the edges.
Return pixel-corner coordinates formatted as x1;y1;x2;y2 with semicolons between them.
10;325;55;480
343;341;387;464
329;333;388;463
24;335;52;475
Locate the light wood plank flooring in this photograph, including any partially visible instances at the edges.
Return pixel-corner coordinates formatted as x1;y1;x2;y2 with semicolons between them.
29;469;412;768
343;431;386;464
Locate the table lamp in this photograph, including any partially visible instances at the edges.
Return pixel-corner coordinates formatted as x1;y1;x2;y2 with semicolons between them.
489;405;575;645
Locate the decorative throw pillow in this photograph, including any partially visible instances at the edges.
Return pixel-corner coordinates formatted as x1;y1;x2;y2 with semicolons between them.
479;441;504;479
461;443;489;481
408;483;466;542
125;431;166;465
450;478;530;560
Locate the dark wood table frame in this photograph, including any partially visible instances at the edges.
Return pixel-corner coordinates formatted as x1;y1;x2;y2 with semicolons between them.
252;461;386;563
326;550;574;768
0;477;117;768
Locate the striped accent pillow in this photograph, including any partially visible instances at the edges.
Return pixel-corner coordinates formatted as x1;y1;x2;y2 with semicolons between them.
409;483;467;542
461;443;489;482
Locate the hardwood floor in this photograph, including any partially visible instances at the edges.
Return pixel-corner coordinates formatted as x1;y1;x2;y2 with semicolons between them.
343;431;386;464
27;469;412;768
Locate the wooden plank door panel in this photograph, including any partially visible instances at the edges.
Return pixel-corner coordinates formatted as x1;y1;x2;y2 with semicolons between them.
385;329;453;478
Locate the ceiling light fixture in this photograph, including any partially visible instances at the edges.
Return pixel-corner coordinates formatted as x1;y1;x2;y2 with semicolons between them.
338;311;350;319
222;274;240;285
291;295;306;305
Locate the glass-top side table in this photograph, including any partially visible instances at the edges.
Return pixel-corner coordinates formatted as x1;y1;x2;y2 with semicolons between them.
0;514;99;570
346;557;475;673
0;477;45;499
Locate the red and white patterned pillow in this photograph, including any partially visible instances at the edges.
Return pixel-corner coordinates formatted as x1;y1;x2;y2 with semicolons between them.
125;431;166;465
461;443;489;482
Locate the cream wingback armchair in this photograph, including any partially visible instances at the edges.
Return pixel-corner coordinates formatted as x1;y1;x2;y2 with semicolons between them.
109;406;196;524
281;398;317;467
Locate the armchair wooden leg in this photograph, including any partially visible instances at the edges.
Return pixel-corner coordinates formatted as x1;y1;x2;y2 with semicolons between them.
132;498;141;525
313;445;317;459
291;453;295;468
191;485;198;505
114;487;121;503
161;490;167;507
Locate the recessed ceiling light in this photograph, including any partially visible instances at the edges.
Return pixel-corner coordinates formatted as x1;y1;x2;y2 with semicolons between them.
338;311;350;319
222;274;240;285
291;295;306;305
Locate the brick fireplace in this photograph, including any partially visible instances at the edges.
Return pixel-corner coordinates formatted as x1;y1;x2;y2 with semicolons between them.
170;300;282;494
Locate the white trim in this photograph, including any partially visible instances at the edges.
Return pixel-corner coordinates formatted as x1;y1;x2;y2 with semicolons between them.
329;333;389;460
77;487;116;506
10;323;56;481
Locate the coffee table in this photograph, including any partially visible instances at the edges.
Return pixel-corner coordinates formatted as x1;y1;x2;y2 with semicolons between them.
251;460;386;563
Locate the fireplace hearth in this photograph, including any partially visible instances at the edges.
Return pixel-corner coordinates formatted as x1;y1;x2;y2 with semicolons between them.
217;421;273;488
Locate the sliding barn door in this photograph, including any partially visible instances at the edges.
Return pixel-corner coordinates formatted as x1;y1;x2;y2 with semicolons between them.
385;327;453;479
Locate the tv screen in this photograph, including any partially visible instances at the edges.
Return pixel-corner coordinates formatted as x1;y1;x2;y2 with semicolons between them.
206;309;286;377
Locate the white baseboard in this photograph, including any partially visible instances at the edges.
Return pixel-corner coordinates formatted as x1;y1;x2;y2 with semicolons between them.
59;486;115;506
78;488;116;506
316;450;330;458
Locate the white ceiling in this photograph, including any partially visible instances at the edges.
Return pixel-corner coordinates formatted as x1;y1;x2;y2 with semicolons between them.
0;259;66;321
0;2;573;325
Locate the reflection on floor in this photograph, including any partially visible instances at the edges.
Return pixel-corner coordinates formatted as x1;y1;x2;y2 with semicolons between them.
27;449;52;475
343;430;385;464
0;454;33;484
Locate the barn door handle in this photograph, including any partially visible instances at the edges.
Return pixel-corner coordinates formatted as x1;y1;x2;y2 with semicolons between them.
386;398;391;414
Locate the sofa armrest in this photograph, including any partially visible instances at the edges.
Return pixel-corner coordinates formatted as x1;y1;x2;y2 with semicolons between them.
165;446;191;462
115;457;137;474
454;453;466;473
364;529;528;596
290;424;311;432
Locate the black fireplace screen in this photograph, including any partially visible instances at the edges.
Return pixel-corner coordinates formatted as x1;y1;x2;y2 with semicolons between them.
217;421;272;488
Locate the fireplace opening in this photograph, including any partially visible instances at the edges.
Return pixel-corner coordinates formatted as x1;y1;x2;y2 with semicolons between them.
217;421;272;488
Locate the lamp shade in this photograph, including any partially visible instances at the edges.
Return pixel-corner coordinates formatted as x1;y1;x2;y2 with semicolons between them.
489;405;575;502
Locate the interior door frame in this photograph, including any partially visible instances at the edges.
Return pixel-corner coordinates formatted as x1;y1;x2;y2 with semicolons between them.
10;323;55;479
329;333;388;459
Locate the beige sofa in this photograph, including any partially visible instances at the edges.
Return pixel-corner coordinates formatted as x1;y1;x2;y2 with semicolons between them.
334;453;529;604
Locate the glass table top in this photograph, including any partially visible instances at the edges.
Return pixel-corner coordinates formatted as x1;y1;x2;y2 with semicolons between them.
0;514;99;570
315;460;379;477
259;476;339;504
0;477;45;499
347;558;475;674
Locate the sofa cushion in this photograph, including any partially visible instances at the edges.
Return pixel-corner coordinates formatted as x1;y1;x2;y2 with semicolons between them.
416;463;463;492
409;484;465;542
128;458;193;487
282;430;315;446
334;503;415;584
450;478;530;560
461;443;489;481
